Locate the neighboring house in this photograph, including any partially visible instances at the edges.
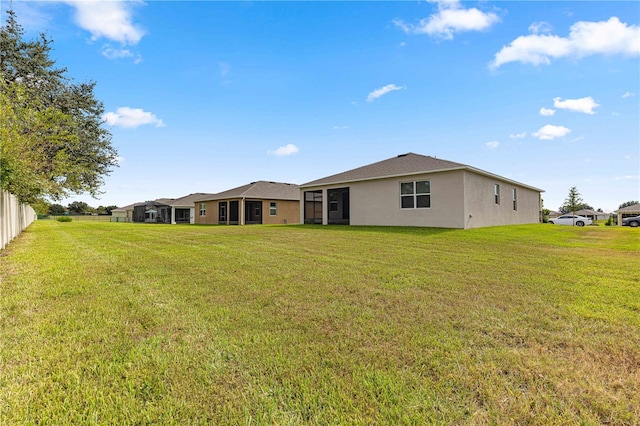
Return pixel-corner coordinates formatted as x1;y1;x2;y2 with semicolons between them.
299;152;544;229
573;209;608;221
133;200;172;223
113;193;212;224
547;210;562;219
167;193;212;224
614;203;640;226
111;203;135;222
195;181;300;225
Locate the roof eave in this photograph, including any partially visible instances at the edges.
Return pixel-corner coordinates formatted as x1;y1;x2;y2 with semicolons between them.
301;166;544;193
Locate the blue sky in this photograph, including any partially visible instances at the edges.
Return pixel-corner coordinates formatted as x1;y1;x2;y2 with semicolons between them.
3;1;639;212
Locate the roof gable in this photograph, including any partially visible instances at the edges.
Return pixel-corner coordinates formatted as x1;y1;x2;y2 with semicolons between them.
199;181;300;201
301;153;466;187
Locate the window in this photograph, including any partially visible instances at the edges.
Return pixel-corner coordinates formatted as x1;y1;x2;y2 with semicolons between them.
329;192;339;212
512;188;517;211
199;203;206;216
270;202;277;216
400;180;430;209
494;184;500;205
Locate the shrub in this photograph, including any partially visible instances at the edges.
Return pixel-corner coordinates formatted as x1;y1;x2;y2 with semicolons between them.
56;216;72;222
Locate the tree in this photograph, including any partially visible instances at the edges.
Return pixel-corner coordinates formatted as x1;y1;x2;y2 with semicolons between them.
67;201;91;215
0;10;118;205
619;200;639;209
560;186;588;213
49;203;66;215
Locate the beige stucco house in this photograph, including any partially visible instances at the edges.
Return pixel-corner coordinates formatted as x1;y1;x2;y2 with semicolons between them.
299;153;544;229
195;181;300;225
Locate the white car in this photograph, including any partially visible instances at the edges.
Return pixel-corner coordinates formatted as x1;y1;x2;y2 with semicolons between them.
548;215;593;227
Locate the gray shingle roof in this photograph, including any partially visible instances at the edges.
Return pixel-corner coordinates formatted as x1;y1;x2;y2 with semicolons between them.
112;203;136;212
301;153;466;187
301;152;543;192
197;181;300;202
615;203;640;213
169;193;214;207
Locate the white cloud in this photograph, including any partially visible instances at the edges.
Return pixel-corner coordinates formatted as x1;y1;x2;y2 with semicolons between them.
553;96;599;114
492;17;640;68
66;0;145;45
101;46;134;60
101;45;141;63
622;91;635;98
332;125;349;130
528;21;553;34
269;144;299;157
393;1;499;40
539;107;556;116
366;84;404;103
532;124;571;140
486;141;499;149
509;132;527;139
103;107;165;128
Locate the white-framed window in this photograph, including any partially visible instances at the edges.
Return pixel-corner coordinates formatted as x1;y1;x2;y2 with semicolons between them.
269;202;277;216
400;180;430;209
494;184;500;205
199;203;206;216
512;188;517;211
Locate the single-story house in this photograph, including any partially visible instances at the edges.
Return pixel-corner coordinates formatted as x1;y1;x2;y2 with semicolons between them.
111;203;135;222
614;203;640;226
112;193;212;224
547;210;562;219
573;209;609;221
299;153;544;229
195;181;300;225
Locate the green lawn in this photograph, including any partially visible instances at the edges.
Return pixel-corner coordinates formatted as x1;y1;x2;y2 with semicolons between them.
1;221;638;424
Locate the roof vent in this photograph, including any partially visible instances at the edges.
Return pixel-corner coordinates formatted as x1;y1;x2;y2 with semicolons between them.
397;153;409;158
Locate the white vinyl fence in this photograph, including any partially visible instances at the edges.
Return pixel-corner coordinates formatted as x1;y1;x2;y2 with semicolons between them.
1;190;37;250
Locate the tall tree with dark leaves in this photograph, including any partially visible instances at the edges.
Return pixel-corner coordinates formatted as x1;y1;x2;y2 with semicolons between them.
0;9;118;204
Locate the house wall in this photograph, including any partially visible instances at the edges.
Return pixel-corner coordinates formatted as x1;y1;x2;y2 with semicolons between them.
462;171;541;229
111;211;129;222
194;200;219;224
194;199;299;225
301;170;467;228
301;170;542;229
262;199;300;225
351;171;466;227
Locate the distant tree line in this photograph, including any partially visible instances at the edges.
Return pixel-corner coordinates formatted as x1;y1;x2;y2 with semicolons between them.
48;202;118;216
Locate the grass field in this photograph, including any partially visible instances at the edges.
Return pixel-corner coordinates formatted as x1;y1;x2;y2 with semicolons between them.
1;221;638;424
